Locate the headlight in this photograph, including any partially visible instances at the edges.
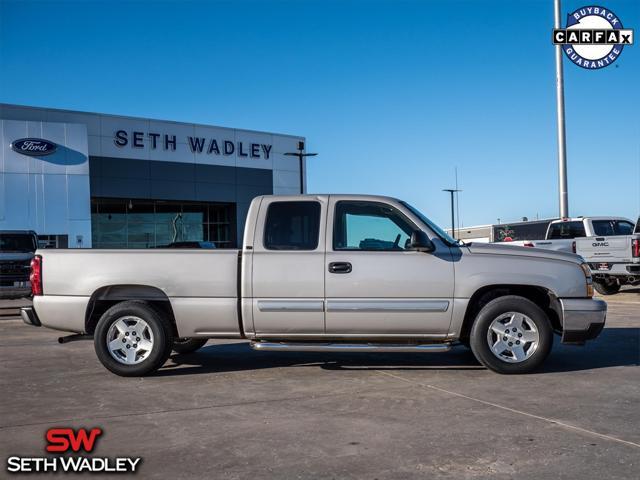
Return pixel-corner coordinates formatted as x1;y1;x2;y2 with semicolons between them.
580;262;594;297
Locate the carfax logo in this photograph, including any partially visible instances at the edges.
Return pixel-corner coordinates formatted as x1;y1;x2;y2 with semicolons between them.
5;427;142;474
553;5;634;69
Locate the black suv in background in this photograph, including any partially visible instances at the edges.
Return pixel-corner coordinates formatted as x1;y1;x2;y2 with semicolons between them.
0;231;38;299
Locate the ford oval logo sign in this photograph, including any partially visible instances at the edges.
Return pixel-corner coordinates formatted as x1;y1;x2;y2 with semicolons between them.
10;138;57;156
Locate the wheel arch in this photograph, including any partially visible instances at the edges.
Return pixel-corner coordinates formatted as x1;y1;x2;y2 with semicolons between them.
84;285;178;337
459;284;562;342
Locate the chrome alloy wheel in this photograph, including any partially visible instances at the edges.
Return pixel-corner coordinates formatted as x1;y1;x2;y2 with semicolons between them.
106;316;154;365
486;311;539;363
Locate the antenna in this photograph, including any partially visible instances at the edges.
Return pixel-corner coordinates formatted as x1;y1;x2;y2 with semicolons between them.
455;167;461;232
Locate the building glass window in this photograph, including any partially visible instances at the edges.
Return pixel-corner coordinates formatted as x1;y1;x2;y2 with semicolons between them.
91;198;236;248
37;235;69;249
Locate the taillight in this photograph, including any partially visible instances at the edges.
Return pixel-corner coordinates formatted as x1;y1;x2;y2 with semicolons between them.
580;263;594;298
30;255;42;296
523;242;534;247
633;239;640;258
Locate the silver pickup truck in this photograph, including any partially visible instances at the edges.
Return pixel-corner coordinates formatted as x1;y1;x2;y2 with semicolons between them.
21;195;606;376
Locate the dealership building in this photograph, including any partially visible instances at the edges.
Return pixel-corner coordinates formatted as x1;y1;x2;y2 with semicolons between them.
0;104;307;248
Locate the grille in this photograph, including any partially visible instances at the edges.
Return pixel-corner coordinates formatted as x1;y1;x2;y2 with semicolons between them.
0;261;31;276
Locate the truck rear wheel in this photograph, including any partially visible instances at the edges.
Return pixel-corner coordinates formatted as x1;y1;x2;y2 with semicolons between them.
593;279;621;295
94;301;173;377
173;337;208;354
469;296;553;374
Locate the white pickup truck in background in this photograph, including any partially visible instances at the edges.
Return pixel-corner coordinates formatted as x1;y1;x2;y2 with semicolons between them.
576;217;640;295
500;217;635;253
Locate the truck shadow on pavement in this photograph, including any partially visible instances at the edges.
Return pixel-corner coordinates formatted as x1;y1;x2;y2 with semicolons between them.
618;287;639;294
157;327;639;377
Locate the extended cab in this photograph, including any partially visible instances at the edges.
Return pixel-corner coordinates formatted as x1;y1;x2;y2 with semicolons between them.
500;217;633;253
21;195;606;376
576;217;640;294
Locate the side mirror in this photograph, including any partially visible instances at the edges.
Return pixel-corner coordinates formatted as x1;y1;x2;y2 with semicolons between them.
409;230;435;253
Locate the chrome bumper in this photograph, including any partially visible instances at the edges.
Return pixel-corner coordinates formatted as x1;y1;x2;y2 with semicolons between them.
20;307;41;327
559;298;607;344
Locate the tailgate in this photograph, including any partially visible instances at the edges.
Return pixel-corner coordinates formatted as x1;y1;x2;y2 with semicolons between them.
576;236;633;262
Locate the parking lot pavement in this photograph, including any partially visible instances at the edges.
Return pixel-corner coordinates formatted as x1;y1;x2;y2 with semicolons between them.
0;297;638;479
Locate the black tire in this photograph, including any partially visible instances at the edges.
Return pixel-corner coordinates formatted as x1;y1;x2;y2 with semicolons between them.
94;301;173;377
172;337;208;354
593;280;621;295
469;295;553;374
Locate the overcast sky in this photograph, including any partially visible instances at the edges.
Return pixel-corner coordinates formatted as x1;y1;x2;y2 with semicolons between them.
1;0;638;228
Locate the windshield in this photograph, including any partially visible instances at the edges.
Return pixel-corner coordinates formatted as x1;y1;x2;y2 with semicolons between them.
0;233;37;252
400;201;459;246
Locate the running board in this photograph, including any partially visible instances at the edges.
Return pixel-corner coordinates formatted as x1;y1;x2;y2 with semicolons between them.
58;334;93;344
250;342;451;353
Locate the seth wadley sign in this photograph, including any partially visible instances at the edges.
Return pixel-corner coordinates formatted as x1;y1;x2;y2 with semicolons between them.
114;130;273;159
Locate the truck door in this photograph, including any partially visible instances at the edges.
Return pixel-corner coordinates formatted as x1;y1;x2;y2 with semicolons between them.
251;197;326;335
324;198;454;336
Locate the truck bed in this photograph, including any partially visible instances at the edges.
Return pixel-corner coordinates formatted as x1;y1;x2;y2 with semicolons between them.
498;239;574;252
34;249;242;337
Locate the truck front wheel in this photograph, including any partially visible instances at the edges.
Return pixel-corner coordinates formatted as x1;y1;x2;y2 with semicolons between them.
94;301;173;377
469;296;553;374
593;279;621;295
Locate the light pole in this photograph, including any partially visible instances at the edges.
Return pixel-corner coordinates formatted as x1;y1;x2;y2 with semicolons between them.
284;141;317;194
554;0;569;218
443;188;462;239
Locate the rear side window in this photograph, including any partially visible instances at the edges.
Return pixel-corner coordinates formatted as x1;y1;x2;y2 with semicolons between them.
548;221;586;239
591;220;634;236
263;202;321;250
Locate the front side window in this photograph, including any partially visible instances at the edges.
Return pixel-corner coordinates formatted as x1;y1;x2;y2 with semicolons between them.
592;220;634;236
333;201;415;251
264;201;321;250
548;221;586;239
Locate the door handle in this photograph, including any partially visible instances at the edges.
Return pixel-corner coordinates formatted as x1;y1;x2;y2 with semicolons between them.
329;262;352;274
